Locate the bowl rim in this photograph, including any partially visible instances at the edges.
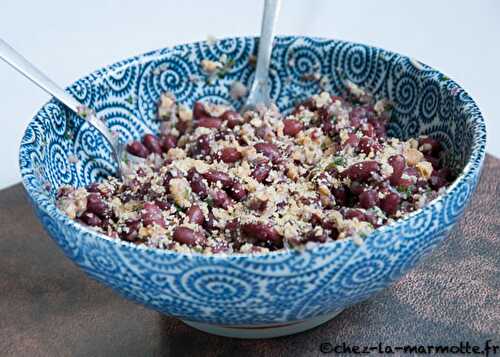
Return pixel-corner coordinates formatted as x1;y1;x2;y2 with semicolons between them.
19;35;487;259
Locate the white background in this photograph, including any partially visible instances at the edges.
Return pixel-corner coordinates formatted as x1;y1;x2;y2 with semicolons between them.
1;0;498;189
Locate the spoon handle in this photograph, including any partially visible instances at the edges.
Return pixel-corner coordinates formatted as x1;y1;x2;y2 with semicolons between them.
255;0;281;84
0;39;82;113
245;0;281;108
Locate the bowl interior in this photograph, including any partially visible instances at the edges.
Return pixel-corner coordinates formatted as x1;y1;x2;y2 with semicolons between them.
20;36;485;213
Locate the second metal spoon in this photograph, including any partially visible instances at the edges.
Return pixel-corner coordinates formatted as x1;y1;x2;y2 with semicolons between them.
241;0;281;113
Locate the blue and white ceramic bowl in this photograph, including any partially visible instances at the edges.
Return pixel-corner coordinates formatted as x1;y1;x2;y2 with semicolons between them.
19;36;486;338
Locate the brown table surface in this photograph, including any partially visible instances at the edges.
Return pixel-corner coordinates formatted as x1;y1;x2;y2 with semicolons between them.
1;155;499;357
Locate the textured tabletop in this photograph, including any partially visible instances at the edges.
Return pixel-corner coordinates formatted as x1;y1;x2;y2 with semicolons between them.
1;155;499;357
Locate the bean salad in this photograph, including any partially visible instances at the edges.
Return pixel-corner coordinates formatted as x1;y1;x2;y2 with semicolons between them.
57;83;454;254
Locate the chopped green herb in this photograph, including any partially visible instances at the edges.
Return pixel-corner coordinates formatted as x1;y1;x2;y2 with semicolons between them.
397;185;414;198
324;156;347;171
125;95;134;104
216;57;235;79
173;203;184;212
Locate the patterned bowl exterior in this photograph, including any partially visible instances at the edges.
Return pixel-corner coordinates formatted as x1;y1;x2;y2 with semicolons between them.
19;36;486;326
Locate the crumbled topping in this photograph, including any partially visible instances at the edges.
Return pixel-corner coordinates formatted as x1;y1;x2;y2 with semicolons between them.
200;59;222;74
57;89;454;254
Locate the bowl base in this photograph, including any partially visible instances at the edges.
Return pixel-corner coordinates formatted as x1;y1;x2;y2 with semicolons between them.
181;309;343;339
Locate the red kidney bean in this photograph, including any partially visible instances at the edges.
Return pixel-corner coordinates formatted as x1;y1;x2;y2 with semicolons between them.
197;117;222;129
364;212;380;228
343;209;366;221
86;193;108;217
203;170;233;188
136;168;146;177
436;167;452;180
186;205;204;225
393;176;413;189
254;142;280;163
187;169;208;199
309;213;322;226
214;129;232;142
330;95;344;103
380;192;400;215
173;227;205;247
321;116;335;136
359;189;380;209
142;134;162;154
224;219;240;239
159;134;177;152
81;211;102;227
241;223;282;244
210;190;233;209
86;183;100;194
189;134;211;158
292;98;315;115
175;119;189;134
197;134;212;157
368;118;386;137
193;101;209;119
122;219;140;241
415;178;430;191
283;119;303;137
358;137;380;155
349;107;367;128
202;211;217;231
341;161;380;182
350;181;365;196
321;219;336;232
255;125;274;141
361;123;375;137
220;110;242;129
424;155;441;170
405;166;418;178
344;133;360;148
418;137;441;157
162;173;173;193
329;226;340;239
127;141;149;158
251;163;271;182
228;181;247;202
305;230;328;243
332;185;349;206
155;199;171;210
429;173;448;189
141;202;165;227
248;197;268;212
212;241;230;253
388;155;405;185
218;147;242;163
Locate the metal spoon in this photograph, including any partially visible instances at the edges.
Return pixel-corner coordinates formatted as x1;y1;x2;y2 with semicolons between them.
241;0;281;113
0;39;141;180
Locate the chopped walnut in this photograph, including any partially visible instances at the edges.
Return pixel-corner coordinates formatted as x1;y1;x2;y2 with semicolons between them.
201;59;222;74
169;178;191;208
415;161;433;179
404;148;424;166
